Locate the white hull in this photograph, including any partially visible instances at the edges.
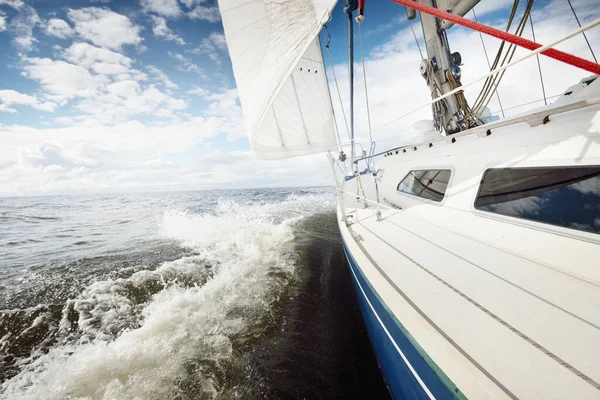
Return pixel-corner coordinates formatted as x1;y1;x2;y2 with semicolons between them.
336;81;600;398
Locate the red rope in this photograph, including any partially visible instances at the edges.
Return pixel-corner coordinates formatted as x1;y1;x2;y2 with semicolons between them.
391;0;600;75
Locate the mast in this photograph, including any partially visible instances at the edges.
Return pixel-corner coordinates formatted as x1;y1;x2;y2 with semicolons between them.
412;0;480;134
346;0;357;170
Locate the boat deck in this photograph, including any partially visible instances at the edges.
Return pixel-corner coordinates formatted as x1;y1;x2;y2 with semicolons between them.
340;188;600;399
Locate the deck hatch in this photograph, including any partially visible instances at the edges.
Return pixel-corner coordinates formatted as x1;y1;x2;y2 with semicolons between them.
397;169;451;202
475;166;600;234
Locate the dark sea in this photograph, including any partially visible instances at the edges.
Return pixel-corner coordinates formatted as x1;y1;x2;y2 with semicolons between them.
0;187;390;399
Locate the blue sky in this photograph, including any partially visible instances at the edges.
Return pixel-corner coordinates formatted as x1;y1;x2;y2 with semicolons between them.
0;0;598;195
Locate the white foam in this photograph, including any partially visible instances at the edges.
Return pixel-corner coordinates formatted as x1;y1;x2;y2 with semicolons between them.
2;191;334;400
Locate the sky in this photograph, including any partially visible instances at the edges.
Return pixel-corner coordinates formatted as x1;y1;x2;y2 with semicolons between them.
0;0;598;196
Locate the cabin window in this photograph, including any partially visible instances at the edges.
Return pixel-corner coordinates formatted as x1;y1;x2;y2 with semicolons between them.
397;169;451;202
475;167;600;234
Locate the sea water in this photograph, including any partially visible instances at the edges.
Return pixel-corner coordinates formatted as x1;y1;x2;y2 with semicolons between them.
0;187;389;399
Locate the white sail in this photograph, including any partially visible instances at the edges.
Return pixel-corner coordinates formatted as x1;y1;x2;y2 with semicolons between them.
218;0;338;159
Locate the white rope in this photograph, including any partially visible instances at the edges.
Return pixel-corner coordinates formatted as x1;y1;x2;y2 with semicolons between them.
339;17;600;146
358;23;373;144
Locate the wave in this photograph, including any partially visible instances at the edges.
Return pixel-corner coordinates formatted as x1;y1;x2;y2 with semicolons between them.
1;191;334;400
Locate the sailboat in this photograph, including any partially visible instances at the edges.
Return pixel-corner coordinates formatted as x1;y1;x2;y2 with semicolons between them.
218;0;600;398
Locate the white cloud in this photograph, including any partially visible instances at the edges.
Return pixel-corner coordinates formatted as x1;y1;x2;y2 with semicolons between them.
182;63;205;75
472;0;516;18
151;16;185;45
187;87;208;96
0;0;24;9
0;11;6;32
178;0;202;8
168;51;187;62
22;56;186;123
0;89;57;113
141;0;182;18
187;5;220;23
61;42;147;79
10;5;40;51
20;38;184;123
0;129;330;195
147;65;178;89
2;0;599;196
73;81;188;122
22;57;106;104
0;84;253;195
62;42;133;71
167;51;206;76
208;32;226;50
68;7;142;51
43;18;74;39
190;32;226;63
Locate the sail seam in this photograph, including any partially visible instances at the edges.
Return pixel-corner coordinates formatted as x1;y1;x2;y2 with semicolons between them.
290;73;311;145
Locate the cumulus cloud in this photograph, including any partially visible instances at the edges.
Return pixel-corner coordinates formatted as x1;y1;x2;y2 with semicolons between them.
74;81;188;121
187;87;208;96
190;32;226;63
151;16;185;45
208;32;226;50
0;87;255;194
167;51;186;62
2;0;599;196
0;89;57;113
0;131;330;195
43;18;74;39
62;42;133;72
187;5;220;23
178;0;203;8
167;51;205;76
68;7;142;51
22;57;105;104
10;5;40;51
0;11;6;32
141;0;182;18
0;0;24;9
146;65;178;90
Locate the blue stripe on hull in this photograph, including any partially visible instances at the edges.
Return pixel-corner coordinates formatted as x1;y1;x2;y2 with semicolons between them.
343;242;457;400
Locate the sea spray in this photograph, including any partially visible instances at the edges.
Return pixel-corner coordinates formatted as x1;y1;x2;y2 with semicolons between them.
1;190;334;399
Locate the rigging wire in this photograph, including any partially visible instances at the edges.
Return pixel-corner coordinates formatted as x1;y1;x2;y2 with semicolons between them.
321;30;343;147
323;25;351;141
340;16;600;144
470;0;520;114
566;0;598;64
490;93;562;114
472;0;535;119
407;12;424;60
529;11;548;105
357;22;373;144
473;9;505;118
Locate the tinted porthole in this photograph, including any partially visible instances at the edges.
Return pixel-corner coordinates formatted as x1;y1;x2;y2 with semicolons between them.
397;169;451;202
475;166;600;234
